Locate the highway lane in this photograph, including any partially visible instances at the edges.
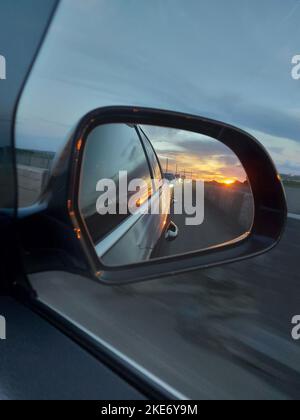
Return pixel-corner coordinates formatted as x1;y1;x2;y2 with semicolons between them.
157;197;248;257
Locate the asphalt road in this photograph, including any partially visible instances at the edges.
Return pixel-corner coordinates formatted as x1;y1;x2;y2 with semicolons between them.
30;215;300;400
158;198;247;257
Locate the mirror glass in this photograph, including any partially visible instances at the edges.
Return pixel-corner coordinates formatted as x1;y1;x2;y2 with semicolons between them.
79;124;254;267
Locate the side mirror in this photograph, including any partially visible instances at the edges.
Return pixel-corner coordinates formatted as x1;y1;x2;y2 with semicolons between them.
65;107;286;284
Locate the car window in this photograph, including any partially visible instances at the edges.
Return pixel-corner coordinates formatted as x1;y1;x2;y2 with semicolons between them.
79;124;152;243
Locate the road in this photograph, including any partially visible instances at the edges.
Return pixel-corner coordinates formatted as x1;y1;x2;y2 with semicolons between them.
157;195;248;257
30;214;300;400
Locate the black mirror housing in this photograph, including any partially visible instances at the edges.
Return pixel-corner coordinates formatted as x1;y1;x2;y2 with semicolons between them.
67;107;287;284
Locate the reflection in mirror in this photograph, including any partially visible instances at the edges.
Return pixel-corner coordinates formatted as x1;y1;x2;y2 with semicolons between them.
79;124;254;267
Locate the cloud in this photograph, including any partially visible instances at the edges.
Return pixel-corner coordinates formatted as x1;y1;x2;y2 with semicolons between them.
142;126;246;181
249;129;300;175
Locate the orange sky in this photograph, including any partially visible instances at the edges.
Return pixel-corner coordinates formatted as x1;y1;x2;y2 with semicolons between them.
158;151;247;183
143;126;248;183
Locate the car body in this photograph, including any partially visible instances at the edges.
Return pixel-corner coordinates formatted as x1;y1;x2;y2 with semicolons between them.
79;123;172;266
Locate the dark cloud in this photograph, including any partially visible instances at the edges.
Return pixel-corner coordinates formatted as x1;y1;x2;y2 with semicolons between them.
174;139;236;158
227;102;300;143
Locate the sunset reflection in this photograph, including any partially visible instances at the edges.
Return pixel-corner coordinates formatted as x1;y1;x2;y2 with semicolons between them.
142;126;247;184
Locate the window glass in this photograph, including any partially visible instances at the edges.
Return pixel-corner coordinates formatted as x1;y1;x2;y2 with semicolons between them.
79;124;152;243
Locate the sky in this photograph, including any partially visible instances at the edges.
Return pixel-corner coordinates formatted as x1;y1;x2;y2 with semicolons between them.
141;126;247;183
15;0;300;176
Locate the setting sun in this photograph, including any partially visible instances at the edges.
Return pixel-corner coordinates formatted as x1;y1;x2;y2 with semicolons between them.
222;179;236;186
